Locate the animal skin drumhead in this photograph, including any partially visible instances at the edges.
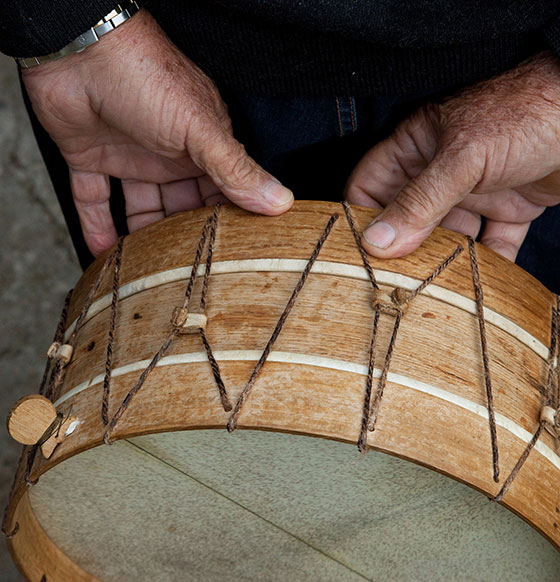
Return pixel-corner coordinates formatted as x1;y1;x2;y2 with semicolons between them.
29;429;560;582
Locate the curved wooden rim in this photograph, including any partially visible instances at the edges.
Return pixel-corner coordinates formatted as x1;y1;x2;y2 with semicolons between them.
6;359;560;580
7;492;99;582
6;424;560;582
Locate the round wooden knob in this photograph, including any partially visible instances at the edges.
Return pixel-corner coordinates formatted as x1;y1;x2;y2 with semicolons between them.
7;395;58;445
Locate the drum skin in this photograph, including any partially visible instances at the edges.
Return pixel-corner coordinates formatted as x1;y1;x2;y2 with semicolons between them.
4;201;559;581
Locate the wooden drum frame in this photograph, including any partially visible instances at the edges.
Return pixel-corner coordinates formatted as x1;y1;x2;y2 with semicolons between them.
3;201;560;581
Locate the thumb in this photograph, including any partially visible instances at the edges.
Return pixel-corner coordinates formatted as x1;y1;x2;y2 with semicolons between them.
187;117;294;215
361;151;482;258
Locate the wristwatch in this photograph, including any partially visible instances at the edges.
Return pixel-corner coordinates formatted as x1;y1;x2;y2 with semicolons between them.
16;1;140;69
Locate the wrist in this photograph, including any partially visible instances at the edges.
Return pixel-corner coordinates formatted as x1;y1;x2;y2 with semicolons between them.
17;1;140;70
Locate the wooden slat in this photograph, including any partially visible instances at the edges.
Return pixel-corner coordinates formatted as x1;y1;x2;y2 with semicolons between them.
67;202;554;345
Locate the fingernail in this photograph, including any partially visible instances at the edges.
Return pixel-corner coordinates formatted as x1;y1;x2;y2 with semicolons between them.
364;221;396;249
262;179;294;207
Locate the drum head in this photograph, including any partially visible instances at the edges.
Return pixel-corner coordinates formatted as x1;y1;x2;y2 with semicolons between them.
30;429;560;581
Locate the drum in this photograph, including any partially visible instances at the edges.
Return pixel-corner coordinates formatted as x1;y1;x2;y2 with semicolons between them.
3;201;560;581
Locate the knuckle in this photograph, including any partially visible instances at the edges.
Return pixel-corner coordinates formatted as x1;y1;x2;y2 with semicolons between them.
393;105;441;163
441;139;485;168
226;146;259;189
502;193;542;222
394;183;441;222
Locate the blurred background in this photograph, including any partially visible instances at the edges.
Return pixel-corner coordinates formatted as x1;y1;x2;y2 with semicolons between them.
0;53;80;580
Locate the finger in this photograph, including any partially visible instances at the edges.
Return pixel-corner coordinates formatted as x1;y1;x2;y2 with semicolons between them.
204;193;230;206
91;142;205;184
345;112;436;208
122;180;165;232
479;219;531;262
197;174;229;206
439;207;481;239
361;149;484;258
187;119;293;215
520;170;560;204
344;186;384;209
458;189;544;223
160;178;202;216
69;169;118;256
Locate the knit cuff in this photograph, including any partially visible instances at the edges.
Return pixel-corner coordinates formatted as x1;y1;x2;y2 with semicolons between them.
0;1;119;57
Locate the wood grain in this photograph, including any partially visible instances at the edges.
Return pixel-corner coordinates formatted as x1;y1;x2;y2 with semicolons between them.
7;395;57;445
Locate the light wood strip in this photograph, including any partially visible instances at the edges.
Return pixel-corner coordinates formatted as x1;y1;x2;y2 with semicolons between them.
63;259;549;360
54;350;560;471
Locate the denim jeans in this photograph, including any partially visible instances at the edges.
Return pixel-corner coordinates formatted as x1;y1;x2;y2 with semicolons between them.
24;83;560;293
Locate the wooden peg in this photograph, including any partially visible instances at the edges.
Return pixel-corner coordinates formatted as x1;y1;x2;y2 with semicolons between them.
391;287;411;309
540;405;560;439
40;414;79;459
46;342;61;359
541;405;556;426
372;288;410;316
47;342;74;365
171;307;207;334
372;291;400;316
372;291;393;309
7;395;78;459
56;344;74;365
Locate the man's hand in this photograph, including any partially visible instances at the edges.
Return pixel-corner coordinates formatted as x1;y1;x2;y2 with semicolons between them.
345;53;560;261
22;9;293;256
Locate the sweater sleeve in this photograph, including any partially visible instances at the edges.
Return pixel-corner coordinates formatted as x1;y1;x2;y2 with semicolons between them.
543;14;560;58
0;1;118;57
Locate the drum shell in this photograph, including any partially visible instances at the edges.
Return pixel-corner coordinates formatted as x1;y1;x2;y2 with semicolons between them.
5;201;559;581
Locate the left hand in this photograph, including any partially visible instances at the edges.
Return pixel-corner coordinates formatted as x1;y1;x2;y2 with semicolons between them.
345;52;560;261
21;10;293;256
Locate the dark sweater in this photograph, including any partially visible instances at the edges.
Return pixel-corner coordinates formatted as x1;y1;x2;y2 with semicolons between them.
2;1;560;95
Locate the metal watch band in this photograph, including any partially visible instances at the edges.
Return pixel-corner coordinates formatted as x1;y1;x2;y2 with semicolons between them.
16;1;140;69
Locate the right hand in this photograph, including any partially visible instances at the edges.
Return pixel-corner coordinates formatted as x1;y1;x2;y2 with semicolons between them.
345;53;560;262
22;9;294;256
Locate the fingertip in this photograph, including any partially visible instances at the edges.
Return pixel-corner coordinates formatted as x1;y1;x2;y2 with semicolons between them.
479;220;529;263
127;210;165;233
223;179;294;216
204;193;229;206
85;231;120;257
479;239;519;262
70;170;119;256
261;180;294;212
363;220;396;249
361;217;432;259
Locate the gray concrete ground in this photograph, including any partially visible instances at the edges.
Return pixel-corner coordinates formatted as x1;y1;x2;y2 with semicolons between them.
0;53;81;580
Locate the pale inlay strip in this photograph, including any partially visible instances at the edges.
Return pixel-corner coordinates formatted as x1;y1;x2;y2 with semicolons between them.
63;259;549;360
54;350;560;472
